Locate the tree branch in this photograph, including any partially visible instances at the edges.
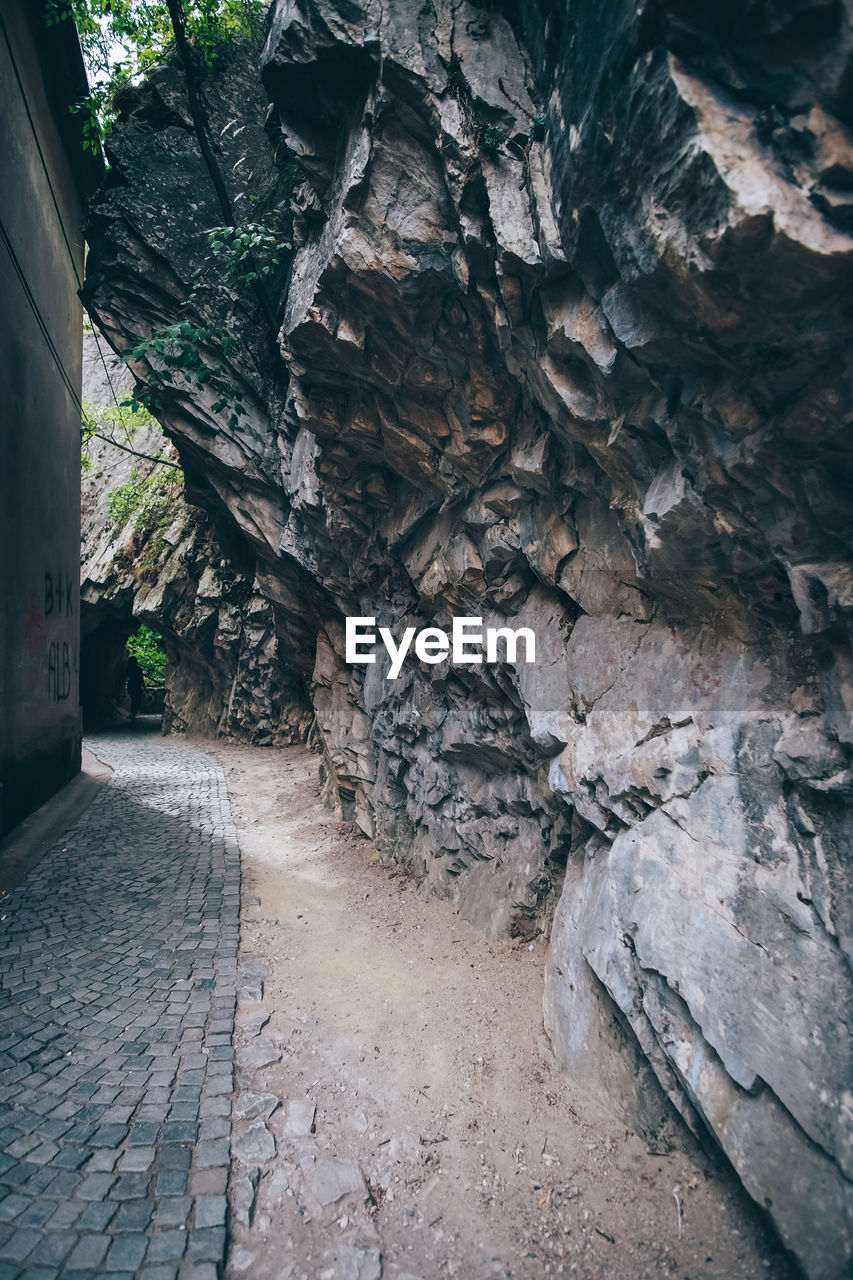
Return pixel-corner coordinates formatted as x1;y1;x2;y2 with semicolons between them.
91;430;182;471
164;0;278;336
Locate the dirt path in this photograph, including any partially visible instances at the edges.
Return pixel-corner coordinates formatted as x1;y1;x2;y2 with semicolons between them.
208;741;790;1280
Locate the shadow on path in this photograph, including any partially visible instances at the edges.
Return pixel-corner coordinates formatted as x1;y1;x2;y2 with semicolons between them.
0;731;240;1277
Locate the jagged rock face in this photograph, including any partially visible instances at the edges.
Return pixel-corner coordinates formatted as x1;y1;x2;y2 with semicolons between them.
82;3;853;1273
80;336;312;744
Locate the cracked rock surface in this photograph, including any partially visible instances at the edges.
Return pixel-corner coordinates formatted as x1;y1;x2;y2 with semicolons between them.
82;2;853;1272
80;336;313;744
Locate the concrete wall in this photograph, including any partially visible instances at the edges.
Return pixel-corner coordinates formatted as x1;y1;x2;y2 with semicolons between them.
0;0;100;832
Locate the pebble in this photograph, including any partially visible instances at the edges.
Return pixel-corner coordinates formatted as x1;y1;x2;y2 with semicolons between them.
350;1110;369;1133
233;1170;259;1226
239;1041;282;1070
265;1166;291;1203
309;1157;366;1207
234;1090;281;1121
230;1245;258;1273
238;979;265;1001
284;1098;318;1137
241;1009;272;1038
232;1121;277;1164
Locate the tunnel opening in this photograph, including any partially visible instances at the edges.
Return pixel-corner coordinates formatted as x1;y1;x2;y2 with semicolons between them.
80;611;168;730
79;606;134;729
125;623;168;724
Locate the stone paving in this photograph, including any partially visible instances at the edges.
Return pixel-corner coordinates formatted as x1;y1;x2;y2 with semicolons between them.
0;732;240;1279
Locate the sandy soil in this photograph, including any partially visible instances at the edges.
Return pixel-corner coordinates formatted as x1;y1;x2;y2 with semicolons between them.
206;741;792;1280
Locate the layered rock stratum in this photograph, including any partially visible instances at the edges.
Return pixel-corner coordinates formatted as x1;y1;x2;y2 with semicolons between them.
82;2;853;1273
80;335;312;742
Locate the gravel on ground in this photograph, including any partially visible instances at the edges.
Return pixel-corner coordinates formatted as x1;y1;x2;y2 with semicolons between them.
213;741;792;1280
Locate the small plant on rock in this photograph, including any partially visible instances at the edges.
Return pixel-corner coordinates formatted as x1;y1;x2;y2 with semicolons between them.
80;407;97;472
206;221;291;289
118;323;247;427
529;111;547;141
107;465;182;540
476;121;508;155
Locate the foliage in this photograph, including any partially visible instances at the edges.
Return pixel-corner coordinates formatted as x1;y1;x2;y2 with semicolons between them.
476;121;507;156
80;407;97;471
107;465;183;538
107;469;150;527
80;398;159;471
127;624;168;685
61;4;283;435
529;111;547;141
206;221;291;289
45;0;264;148
118;323;246;427
272;141;305;190
98;398;157;442
84;397;157;445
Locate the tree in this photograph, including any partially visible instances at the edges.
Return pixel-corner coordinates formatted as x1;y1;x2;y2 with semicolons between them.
126;624;168;685
46;0;264;151
50;0;279;331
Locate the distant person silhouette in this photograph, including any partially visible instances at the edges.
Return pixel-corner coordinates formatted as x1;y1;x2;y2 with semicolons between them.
126;655;145;724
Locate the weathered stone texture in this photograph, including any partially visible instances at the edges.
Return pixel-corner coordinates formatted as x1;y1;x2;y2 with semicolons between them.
80;337;312;744
82;3;853;1273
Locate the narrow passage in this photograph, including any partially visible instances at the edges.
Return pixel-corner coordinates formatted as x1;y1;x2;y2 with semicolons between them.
0;732;240;1277
218;744;790;1280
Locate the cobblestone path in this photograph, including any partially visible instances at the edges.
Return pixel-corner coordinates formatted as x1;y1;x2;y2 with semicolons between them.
0;732;240;1279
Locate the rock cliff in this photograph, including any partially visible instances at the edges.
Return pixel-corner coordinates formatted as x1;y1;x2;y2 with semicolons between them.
82;2;853;1273
80;335;312;743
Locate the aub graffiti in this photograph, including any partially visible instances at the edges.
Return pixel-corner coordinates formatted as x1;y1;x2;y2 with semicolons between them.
47;641;72;701
44;570;74;701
